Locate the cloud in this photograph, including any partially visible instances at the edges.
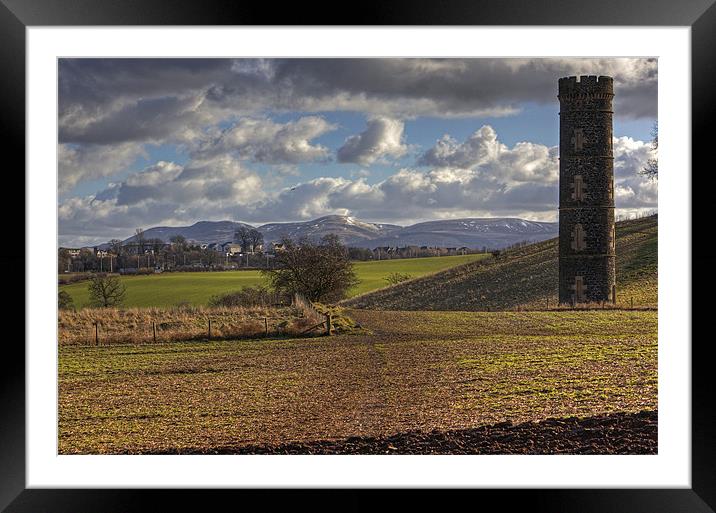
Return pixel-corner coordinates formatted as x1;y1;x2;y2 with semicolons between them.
57;57;657;196
58;155;266;243
58;127;657;246
419;125;559;184
612;136;658;208
193;116;335;164
58;142;146;193
337;117;408;165
59;57;657;148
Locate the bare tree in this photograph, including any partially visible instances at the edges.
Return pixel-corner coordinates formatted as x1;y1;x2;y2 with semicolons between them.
247;229;264;253
169;234;186;249
262;234;358;302
641;122;658;180
88;274;127;307
109;239;123;255
135;228;146;254
234;226;251;252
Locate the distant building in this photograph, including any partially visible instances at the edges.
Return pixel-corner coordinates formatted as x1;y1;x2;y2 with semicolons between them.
60;247;82;258
221;242;242;255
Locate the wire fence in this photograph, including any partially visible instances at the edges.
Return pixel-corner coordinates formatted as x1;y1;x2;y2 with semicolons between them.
58;304;327;346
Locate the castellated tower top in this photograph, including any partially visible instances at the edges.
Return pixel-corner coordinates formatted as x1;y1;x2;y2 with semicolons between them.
558;75;614;99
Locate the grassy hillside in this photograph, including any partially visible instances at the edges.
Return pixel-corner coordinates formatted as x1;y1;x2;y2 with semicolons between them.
343;215;657;311
60;254;488;308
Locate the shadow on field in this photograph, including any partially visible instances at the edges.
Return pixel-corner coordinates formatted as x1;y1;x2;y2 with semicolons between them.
151;410;657;455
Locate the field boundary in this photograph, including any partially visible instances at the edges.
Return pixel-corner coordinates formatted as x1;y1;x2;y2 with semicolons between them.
59;305;328;346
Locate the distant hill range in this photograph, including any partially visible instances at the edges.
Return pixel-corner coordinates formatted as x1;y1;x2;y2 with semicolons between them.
342;215;657;311
115;214;558;250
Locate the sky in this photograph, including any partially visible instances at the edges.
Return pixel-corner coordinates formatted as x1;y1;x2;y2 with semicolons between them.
58;58;658;247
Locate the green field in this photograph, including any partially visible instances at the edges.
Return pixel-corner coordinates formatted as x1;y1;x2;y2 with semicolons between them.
58;308;656;454
60;254;489;308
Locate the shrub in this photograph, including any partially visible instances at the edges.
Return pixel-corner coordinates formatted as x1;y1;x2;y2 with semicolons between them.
208;286;281;308
384;272;412;286
58;290;75;310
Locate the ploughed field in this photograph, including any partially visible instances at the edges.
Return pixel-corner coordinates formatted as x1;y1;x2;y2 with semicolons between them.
59;254;489;309
59;308;657;454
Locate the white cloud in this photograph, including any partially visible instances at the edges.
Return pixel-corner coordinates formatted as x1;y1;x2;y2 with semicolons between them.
58;127;657;246
613;136;658;208
58;155;266;243
419;125;559;185
58;142;146;193
57;58;658;195
337;117;408;165
193;116;336;164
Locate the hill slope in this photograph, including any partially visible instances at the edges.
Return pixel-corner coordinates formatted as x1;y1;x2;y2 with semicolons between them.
350;218;558;249
121;221;254;245
258;215;400;245
104;215;556;249
342;215;657;311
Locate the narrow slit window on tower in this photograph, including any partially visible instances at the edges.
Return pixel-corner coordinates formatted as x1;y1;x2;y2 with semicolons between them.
571;128;585;152
571;223;587;251
571;174;586;201
571;276;587;303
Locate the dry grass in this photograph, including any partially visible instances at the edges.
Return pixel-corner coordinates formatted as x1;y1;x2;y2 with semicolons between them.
58;308;656;454
58;305;318;345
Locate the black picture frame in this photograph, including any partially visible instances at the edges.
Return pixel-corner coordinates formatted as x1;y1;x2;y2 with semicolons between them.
2;1;712;511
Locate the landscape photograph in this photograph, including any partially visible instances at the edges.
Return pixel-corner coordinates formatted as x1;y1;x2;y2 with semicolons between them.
57;58;658;455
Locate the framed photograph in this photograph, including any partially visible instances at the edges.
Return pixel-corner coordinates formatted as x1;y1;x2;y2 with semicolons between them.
3;0;712;511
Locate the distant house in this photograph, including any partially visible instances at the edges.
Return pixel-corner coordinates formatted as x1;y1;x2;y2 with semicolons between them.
271;242;286;253
61;247;82;258
372;246;396;259
221;242;242;255
457;247;469;255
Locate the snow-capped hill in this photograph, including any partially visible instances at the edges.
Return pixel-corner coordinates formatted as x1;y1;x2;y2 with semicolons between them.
349;218;558;249
111;215;556;250
258;215;401;245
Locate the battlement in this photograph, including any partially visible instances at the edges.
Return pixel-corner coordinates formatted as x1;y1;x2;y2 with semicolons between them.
558;75;614;98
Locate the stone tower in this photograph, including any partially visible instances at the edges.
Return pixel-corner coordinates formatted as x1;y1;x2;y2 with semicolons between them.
558;75;616;304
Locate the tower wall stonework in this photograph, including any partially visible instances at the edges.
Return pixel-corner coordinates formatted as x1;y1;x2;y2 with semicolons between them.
558;75;616;303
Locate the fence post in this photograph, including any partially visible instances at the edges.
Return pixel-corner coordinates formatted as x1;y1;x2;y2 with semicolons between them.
612;285;617;305
208;319;212;339
153;322;157;343
630;297;634;309
94;322;99;346
325;313;332;336
264;317;268;336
